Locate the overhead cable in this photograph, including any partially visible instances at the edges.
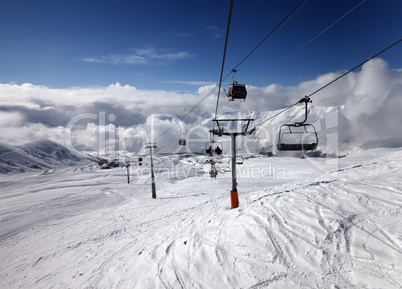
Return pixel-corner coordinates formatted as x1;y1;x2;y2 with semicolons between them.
307;38;402;99
235;0;309;72
154;0;312;142
251;38;402;130
252;0;368;86
214;0;235;120
155;85;219;142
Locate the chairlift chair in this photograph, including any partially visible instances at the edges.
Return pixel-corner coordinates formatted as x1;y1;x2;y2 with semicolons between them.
276;97;318;151
235;149;244;165
205;141;223;156
236;155;244;165
277;124;318;151
209;162;218;178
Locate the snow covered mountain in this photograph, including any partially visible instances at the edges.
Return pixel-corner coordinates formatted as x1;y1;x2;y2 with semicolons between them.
0;139;97;174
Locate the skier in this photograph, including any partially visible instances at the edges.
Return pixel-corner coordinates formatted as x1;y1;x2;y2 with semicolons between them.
206;146;213;156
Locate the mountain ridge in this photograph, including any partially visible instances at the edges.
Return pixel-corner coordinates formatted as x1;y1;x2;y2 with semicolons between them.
0;138;97;174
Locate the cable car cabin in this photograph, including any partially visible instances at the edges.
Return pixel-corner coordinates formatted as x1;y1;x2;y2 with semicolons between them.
178;138;186;146
227;83;247;101
277;124;318;151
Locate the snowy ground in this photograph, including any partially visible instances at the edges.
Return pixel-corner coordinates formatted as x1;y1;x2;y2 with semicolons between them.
0;148;401;288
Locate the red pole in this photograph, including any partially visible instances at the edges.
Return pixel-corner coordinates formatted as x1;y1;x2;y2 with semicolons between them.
230;190;239;209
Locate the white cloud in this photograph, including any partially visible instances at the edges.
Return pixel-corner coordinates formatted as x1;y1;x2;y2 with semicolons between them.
0;111;24;127
82;47;194;65
1;58;401;153
80;58;106;63
0;81;217;149
162;80;216;86
204;25;225;38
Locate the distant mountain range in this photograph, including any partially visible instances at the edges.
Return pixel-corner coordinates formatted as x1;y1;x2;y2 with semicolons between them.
0;139;97;174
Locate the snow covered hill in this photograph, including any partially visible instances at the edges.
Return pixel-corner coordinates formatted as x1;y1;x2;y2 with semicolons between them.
0;147;401;288
0;139;97;174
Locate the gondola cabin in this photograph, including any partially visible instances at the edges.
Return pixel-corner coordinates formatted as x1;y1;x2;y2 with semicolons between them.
178;138;186;146
227;83;247;101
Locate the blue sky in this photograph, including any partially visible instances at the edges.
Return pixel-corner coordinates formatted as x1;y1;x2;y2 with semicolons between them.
1;0;401;91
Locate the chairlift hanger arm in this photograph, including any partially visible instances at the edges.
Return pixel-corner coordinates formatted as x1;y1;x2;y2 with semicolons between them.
295;96;311;126
232;69;238;83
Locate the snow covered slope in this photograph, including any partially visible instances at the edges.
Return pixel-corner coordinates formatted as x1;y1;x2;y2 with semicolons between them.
0;148;401;288
0;139;97;174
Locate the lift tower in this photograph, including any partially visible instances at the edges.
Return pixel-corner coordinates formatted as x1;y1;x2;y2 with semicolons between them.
211;118;254;208
145;143;157;199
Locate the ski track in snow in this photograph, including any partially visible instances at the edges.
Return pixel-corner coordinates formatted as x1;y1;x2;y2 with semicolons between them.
0;149;401;288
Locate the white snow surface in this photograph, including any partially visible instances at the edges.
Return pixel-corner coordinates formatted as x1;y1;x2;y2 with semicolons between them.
0;147;401;288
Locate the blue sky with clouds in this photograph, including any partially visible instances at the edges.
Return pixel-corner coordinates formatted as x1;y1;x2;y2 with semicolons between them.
1;0;402;151
1;0;401;91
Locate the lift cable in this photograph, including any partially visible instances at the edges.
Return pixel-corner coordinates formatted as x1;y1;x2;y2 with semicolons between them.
235;0;309;73
252;0;368;86
156;0;235;143
213;0;309;134
153;0;331;144
251;101;301;130
155;84;219;142
214;0;235;120
153;0;309;144
306;38;402;99
251;38;402;130
217;0;309;94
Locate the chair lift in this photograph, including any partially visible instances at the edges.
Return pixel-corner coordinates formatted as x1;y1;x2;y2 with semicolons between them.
236;155;244;165
205;135;223;156
205;142;223;156
226;69;247;101
236;149;244;165
277;97;318;151
209;161;218;178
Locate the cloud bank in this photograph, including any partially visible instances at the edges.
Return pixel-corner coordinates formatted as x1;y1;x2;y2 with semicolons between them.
0;58;401;154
